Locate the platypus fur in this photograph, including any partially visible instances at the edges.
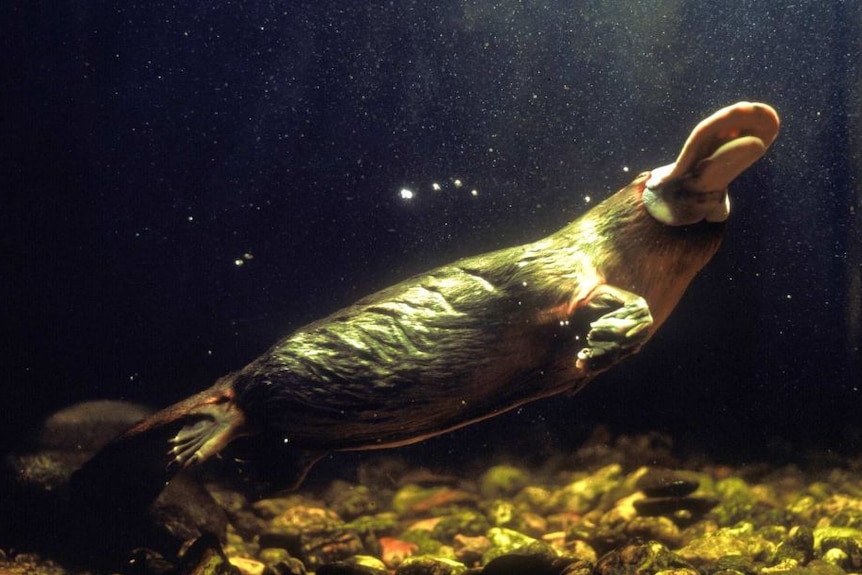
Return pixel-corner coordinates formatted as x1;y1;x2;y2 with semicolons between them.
72;102;779;508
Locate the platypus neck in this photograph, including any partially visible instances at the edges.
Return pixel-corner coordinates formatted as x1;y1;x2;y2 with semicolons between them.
566;175;724;328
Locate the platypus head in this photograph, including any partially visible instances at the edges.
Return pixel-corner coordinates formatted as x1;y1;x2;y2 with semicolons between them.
575;102;780;334
642;102;780;226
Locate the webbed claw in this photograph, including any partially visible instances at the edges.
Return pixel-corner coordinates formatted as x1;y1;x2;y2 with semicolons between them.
170;418;219;468
167;399;246;470
577;286;653;373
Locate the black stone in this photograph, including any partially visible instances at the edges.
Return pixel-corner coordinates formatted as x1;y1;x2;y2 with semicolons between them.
773;525;814;565
594;541;694;575
636;469;699;498
482;554;578;575
705;554;756;575
318;561;386;575
633;495;719;517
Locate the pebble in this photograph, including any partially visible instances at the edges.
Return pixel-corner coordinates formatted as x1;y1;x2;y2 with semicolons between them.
230;556;266;575
635;469;699;498
326;482;379;520
552;464;623;514
379;537;419;567
395;556;467;575
12;431;862;575
624;515;682;547
317;555;388;575
678;522;775;564
632;495;720;517
594;540;695;575
479;465;531;499
452;534;491;566
773;525;815;564
481;554;575;575
815;526;862;569
483;527;556;564
393;485;477;516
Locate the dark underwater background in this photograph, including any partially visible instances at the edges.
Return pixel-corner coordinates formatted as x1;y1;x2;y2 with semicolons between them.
2;1;860;468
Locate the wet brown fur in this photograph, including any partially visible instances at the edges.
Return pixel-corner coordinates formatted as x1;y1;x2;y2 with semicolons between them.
73;170;724;502
226;172;723;450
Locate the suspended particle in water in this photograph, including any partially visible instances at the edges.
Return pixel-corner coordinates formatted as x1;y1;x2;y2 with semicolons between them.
235;252;254;267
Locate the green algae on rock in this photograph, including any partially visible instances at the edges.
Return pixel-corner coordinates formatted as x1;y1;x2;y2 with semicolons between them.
594;540;695;575
13;430;862;575
479;465;532;500
395;556;467;575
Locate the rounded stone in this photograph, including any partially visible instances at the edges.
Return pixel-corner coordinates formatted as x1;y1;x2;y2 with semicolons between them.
772;525;814;564
258;547;292;565
624;515;682;547
633;496;719;517
479;465;531;499
326;482;379;521
481;554;567;575
636;469;699;498
594;541;694;575
317;555;388;575
230;556;267;575
394;556;467;575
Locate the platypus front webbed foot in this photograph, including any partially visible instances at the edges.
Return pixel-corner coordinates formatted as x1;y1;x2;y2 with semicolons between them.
576;285;653;373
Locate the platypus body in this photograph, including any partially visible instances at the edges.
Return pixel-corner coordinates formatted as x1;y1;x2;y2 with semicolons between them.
73;102;779;504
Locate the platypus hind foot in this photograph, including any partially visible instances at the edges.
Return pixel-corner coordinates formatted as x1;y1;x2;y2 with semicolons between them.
167;397;246;470
170;415;234;468
577;285;653;372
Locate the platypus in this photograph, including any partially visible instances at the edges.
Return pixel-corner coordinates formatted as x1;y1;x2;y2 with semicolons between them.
73;102;779;508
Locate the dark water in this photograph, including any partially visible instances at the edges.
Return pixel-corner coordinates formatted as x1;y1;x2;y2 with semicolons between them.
2;1;860;463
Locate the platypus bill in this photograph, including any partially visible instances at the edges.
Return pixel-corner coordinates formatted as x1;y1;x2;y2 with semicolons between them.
73;102;779;505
